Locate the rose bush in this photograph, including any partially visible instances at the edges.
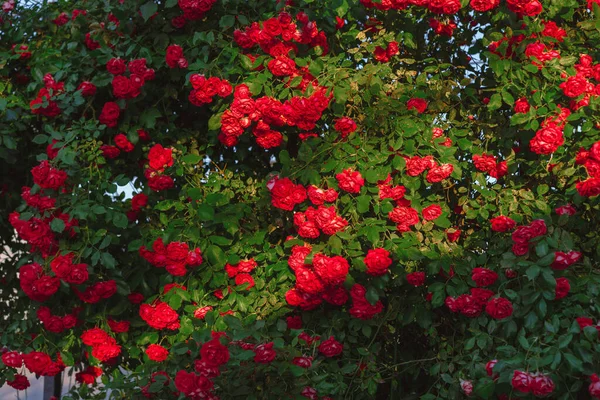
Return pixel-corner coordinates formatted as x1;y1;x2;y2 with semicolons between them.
2;0;600;399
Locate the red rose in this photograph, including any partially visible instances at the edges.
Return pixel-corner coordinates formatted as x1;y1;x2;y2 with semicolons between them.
318;336;343;357
81;328;110;346
407;98;428;113
485;297;513;319
473;153;497;172
335;168;364;194
148;175;174;192
128;292;144;304
174;371;213;396
530;373;554;397
334;117;357;138
406;271;425;286
146;344;169;362
200;338;230;366
590;374;600;398
486;359;498;377
148;144;173;171
106;58;126;75
388;206;419;232
2;351;23;368
530;124;564;155
101;145;120;159
23;351;52;374
470;0;500;11
235;273;255;289
490;216;516;232
91;340;121;362
471;268;498;287
314;205;348;235
286;315;302;329
269;177;307;211
7;374;30;390
514;97;530;113
98;102;121;128
77;81;96;96
426;163;453;183
554;277;570;300
267;55;296;76
107;319;130;333
166;44;187;68
560;74;590;98
313;253;349;286
295;267;325;295
364;248;392;276
131;193;148;211
551;250;581;270
254;342;276;363
422;205;442;221
194;306;213;319
114;133;134;152
512;370;531;393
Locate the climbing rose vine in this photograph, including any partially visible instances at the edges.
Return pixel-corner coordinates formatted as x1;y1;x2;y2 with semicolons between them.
3;0;600;399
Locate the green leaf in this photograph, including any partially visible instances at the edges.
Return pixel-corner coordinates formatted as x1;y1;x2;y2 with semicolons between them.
219;15;235;29
50;218;65;233
487;93;502;111
356;195;370;213
206;245;226;266
208;113;222;131
140;2;158;22
140;108;161;129
182;154;202;164
32;134;48;144
197;204;215;220
365;286;379;305
113;213;129;229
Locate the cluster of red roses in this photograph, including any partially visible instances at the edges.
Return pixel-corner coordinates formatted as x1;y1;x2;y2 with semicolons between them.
286;246;349;308
140;301;180;330
9;213;58;256
75;365;102;385
511;370;554;397
108;57;155;100
403;155;454;183
219;83;331;148
50;253;89;285
145;144;175;191
3;350;65;380
165;44;187;69
37;305;80;333
18;263;60;302
74;279;117;304
127;192;149;221
176;0;217;22
101;129;150;160
268;176;308;210
233;11;328;59
81;328;122;362
429;18;457;37
173;333;229;399
284;244;384;319
388;204;442;233
21;186;56;211
294;205;348;238
225;259;258;289
576;139;600;197
335;168;364;194
333;117;357;138
511;219;547;256
360;0;542;16
472;153;508;179
373;41;399;63
187;74;232;106
431;127;452;147
30;73;63;117
446;288;514;320
139;237;203;276
527;105;568;156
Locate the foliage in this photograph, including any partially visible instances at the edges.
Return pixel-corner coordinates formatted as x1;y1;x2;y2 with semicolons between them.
2;0;600;399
